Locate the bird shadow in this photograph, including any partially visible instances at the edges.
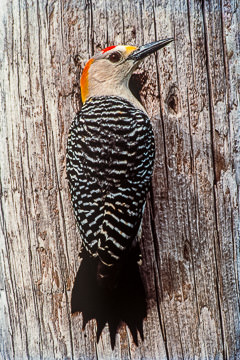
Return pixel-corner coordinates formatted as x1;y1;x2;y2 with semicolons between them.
129;71;148;104
71;248;147;349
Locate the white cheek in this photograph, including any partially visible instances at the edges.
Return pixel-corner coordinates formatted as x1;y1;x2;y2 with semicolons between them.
89;61;116;83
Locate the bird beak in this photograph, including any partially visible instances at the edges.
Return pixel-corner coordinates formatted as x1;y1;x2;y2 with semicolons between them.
127;38;174;61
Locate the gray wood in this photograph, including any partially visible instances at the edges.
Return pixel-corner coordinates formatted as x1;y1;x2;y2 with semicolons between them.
0;0;239;359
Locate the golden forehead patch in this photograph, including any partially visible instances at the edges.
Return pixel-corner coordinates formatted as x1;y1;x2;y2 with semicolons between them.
124;45;137;55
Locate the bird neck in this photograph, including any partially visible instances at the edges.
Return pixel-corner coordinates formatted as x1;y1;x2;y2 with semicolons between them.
84;80;146;114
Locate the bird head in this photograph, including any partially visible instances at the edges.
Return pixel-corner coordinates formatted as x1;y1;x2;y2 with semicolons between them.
80;39;173;107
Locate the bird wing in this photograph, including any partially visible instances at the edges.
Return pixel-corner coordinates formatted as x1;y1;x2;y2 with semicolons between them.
66;96;154;264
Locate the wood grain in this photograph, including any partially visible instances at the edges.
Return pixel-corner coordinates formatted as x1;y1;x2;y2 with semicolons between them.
0;0;239;358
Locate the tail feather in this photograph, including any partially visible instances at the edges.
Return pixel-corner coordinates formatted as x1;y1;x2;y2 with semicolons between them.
96;241;143;289
96;261;120;289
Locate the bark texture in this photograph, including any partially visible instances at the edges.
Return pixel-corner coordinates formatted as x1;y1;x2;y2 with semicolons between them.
0;0;239;359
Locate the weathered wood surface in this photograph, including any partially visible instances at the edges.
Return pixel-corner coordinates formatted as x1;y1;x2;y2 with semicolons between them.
0;0;239;359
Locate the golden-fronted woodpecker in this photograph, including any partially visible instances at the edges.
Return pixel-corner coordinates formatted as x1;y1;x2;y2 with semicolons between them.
67;39;173;289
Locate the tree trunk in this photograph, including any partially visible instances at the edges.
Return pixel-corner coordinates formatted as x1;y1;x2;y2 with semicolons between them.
0;0;239;359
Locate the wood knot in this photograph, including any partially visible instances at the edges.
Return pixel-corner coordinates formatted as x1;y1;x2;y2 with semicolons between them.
74;54;81;66
131;26;136;38
167;85;180;114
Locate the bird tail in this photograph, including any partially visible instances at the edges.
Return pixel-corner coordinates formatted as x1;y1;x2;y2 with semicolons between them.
96;241;142;289
96;260;121;290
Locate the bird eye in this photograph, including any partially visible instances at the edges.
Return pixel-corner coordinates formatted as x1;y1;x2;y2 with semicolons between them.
108;51;122;63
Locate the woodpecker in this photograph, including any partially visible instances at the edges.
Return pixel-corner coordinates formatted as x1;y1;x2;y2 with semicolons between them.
67;39;173;289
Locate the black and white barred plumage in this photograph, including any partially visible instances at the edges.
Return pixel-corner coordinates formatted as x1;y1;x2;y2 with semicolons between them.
67;96;154;284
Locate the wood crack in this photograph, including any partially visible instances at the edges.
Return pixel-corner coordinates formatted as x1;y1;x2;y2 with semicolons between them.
202;1;227;358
